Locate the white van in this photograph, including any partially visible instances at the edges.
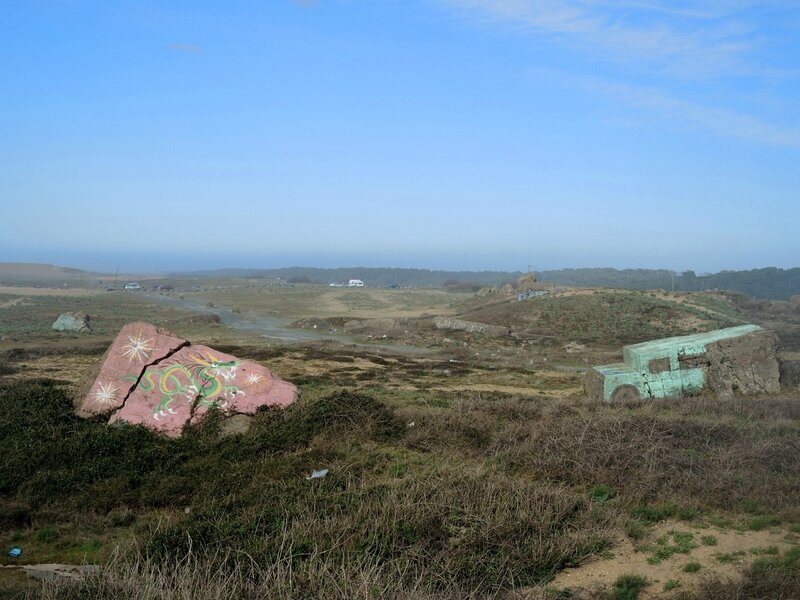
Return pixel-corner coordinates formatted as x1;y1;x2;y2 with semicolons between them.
124;282;141;291
347;279;365;288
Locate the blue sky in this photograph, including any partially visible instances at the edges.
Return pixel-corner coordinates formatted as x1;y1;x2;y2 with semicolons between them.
1;0;798;273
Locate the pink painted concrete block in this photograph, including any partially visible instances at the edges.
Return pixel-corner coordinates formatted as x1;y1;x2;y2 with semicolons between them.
83;322;298;436
79;322;186;417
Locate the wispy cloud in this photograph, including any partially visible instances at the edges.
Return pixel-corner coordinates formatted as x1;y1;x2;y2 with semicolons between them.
442;0;799;147
168;43;203;54
441;0;768;77
587;77;800;148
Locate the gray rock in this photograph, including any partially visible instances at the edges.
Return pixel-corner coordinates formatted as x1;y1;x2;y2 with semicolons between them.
433;317;507;337
52;312;91;333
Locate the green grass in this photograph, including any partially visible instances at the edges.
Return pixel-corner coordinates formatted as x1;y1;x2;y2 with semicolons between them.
748;515;782;531
35;526;59;543
700;535;718;546
715;551;747;564
630;504;675;523
683;561;702;573
753;545;800;571
663;579;681;591
645;531;696;565
610;574;648;600
624;519;647;541
0;293;186;338
0;379;613;594
460;290;739;345
589;484;613;504
4;362;800;598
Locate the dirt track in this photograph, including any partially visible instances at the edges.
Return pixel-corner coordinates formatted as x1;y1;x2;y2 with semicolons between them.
0;287;103;297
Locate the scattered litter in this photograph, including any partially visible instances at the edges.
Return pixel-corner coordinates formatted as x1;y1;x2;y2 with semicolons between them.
8;547;21;558
306;469;329;480
407;421;415;428
184;507;192;515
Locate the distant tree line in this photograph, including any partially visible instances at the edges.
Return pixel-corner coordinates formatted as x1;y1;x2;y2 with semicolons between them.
538;267;800;300
168;267;523;289
168;266;800;300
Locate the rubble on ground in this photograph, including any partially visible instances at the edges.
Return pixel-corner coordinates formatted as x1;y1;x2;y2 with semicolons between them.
433;317;508;337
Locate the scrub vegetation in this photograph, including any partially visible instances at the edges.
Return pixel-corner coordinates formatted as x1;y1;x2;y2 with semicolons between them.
1;281;799;598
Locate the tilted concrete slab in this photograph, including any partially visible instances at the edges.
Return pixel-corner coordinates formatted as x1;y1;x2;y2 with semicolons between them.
78;322;187;417
81;323;297;436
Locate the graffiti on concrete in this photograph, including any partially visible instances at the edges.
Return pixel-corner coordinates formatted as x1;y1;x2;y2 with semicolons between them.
120;350;245;420
78;322;297;436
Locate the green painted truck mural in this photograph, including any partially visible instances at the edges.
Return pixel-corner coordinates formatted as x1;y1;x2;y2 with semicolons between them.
585;324;781;402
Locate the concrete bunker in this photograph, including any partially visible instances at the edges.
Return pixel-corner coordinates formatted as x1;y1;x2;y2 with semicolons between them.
584;324;781;402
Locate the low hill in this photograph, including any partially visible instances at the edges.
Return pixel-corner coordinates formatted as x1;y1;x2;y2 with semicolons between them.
169;266;800;300
538;267;800;300
167;266;524;288
0;263;108;287
458;289;744;346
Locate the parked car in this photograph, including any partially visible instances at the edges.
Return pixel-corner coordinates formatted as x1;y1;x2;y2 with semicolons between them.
124;282;141;291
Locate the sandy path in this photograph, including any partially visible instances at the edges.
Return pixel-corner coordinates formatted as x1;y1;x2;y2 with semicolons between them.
0;297;25;308
537;520;795;597
0;286;103;297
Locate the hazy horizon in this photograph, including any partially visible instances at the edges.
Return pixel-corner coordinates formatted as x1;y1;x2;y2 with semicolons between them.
2;2;798;273
1;254;798;277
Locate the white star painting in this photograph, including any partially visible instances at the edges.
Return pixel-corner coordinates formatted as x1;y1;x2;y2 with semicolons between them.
93;382;118;406
245;372;263;386
122;333;154;362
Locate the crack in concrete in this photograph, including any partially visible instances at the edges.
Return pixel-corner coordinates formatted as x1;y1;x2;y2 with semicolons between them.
107;340;191;420
187;370;214;424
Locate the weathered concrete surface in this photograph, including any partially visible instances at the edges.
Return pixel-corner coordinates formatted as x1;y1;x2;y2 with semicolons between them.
433;317;507;337
586;325;781;401
82;323;297;436
78;322;187;417
703;330;781;397
583;368;606;402
51;312;91;333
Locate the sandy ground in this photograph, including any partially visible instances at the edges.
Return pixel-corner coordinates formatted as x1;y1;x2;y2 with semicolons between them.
0;297;25;309
193;286;469;321
536;520;796;598
0;286;104;297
